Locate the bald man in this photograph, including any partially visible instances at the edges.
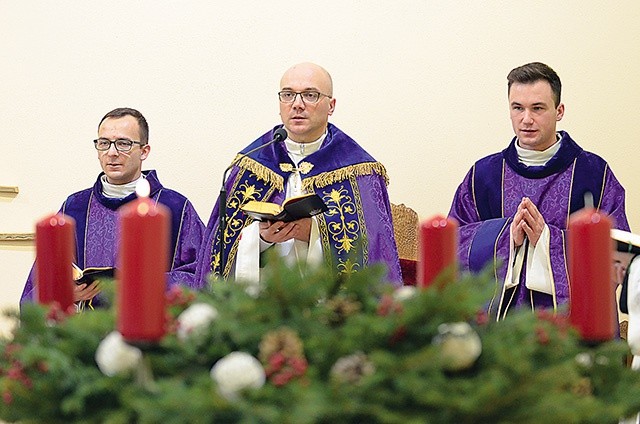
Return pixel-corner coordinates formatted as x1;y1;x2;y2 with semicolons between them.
197;63;401;286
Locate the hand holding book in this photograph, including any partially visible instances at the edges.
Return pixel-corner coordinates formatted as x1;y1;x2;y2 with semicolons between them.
241;193;328;223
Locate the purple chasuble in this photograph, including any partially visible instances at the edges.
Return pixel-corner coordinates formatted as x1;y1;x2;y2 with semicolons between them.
448;131;629;317
196;123;402;287
21;170;205;306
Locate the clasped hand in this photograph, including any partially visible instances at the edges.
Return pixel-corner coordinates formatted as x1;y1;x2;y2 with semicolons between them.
259;218;312;243
511;197;545;247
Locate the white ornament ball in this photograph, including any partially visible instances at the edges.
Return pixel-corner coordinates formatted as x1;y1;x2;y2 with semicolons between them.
176;302;219;341
210;351;266;400
433;322;482;371
95;331;143;376
393;286;418;302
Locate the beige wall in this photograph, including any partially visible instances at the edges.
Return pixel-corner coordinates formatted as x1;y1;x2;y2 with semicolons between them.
1;1;639;319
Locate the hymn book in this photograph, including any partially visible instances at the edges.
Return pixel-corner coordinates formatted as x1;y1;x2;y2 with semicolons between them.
72;264;115;285
241;193;328;222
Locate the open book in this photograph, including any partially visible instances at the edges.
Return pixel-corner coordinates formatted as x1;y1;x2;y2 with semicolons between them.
241;193;328;222
72;264;115;285
611;228;640;254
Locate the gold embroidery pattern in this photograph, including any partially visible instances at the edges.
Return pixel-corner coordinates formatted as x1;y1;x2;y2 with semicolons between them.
324;186;360;254
225;182;263;244
321;178;368;275
279;162;314;174
211;246;221;277
349;174;369;264
338;258;359;275
315;208;333;269
298;162;314;174
210;169;276;277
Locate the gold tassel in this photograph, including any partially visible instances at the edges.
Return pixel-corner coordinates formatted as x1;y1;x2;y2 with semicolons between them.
234;155;285;192
302;162;389;190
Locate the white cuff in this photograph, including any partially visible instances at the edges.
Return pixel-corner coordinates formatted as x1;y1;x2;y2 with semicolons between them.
626;257;640;355
524;225;554;295
235;221;261;284
504;232;526;290
306;216;323;266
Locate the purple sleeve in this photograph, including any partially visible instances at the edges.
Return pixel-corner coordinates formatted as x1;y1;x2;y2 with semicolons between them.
167;200;205;289
20;201;69;305
600;166;630;231
448;168;511;277
358;174;402;287
20;266;36;304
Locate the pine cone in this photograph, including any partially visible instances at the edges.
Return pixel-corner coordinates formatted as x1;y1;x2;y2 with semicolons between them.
259;327;304;363
330;351;375;384
571;377;593;397
324;295;362;326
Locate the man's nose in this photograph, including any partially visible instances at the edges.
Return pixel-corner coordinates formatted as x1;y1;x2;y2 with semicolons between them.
106;143;120;155
522;110;534;123
292;93;306;108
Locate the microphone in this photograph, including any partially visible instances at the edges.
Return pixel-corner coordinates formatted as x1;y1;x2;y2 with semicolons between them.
218;127;288;277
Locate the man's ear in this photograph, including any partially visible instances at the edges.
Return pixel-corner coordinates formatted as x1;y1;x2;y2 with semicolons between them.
556;103;565;121
328;98;336;116
140;144;151;161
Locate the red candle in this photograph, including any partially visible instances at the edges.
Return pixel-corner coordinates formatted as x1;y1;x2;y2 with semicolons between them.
117;180;170;343
568;207;614;342
417;215;458;288
35;213;76;312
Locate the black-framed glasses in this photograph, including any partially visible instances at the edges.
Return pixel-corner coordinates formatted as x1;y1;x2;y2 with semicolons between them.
93;138;144;152
278;90;332;104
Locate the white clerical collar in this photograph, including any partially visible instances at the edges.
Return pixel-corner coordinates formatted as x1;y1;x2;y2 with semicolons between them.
101;174;144;199
284;132;326;164
516;133;562;167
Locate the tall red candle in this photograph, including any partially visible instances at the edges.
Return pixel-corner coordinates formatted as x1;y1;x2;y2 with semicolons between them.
117;180;170;343
35;213;76;312
417;215;458;288
568;207;614;342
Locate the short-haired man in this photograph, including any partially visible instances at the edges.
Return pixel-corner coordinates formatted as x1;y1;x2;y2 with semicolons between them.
196;63;401;286
448;62;630;318
21;107;205;309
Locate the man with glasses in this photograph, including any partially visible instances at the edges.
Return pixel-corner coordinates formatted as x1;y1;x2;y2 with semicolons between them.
196;62;401;286
21;107;205;309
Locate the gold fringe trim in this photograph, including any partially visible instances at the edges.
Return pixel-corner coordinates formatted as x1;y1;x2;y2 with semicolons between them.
234;155;284;192
302;162;389;191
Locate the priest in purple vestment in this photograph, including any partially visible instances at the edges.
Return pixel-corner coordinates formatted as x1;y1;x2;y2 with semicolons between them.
21;108;205;309
448;62;629;319
196;63;401;287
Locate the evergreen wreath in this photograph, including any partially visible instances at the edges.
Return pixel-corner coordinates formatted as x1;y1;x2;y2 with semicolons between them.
2;258;640;423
